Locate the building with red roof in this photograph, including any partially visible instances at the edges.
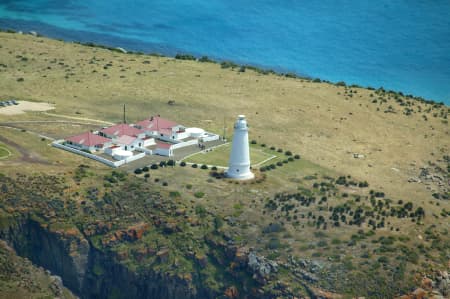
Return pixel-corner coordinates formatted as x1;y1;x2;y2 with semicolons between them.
135;115;189;141
100;123;145;139
154;142;173;156
65;132;112;152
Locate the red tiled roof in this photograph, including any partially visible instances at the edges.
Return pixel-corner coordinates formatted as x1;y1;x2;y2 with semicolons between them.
156;142;172;149
136;116;178;132
100;123;143;137
115;135;138;146
66;132;110;147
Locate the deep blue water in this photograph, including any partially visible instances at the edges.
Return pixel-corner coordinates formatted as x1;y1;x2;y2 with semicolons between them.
1;0;449;104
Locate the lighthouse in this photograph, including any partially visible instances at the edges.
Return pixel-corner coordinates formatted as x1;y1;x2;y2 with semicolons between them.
226;115;254;180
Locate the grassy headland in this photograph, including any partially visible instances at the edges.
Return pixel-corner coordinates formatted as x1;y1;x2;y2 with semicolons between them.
0;31;449;298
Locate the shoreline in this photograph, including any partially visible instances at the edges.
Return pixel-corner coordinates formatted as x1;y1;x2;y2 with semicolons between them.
0;26;448;107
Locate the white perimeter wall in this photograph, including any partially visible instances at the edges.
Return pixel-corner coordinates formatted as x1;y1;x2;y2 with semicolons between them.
53;141;145;167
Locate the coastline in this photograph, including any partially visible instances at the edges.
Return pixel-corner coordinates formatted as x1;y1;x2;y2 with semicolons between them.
0;24;448;106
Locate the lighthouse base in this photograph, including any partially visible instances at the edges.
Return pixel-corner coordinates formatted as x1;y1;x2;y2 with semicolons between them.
225;169;255;180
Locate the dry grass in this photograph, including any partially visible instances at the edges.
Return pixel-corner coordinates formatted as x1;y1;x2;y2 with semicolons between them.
0;32;448;203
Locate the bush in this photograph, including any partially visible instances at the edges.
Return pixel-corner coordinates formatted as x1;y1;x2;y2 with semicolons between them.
142;166;149;172
251;140;257;144
180;161;186;167
167;159;175;166
194;192;205;198
134;168;143;174
175;53;196;60
211;166;218;171
276;161;283;167
150;164;158;170
192;164;198;168
260;143;266;147
162;182;168;186
201;164;208;170
270;146;276;150
294;154;300;159
144;173;150;178
159;161;167;167
285;150;292;156
277;148;283;153
288;157;294;162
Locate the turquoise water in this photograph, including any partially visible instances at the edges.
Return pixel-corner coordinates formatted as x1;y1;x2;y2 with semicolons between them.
0;0;449;104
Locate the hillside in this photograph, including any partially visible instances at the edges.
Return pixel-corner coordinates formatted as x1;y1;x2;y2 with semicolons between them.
0;31;449;298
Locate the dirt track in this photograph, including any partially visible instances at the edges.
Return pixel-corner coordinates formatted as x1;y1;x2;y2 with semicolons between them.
0;134;49;164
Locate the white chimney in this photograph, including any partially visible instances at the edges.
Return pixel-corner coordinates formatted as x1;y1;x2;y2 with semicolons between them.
226;115;254;180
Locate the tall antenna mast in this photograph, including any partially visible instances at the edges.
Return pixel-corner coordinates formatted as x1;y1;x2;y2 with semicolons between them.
123;104;126;124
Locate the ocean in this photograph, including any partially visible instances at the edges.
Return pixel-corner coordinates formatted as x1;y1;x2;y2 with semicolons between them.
0;0;449;104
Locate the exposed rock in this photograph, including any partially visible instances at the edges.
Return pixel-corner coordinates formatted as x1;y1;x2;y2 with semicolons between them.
156;248;169;263
247;251;278;277
421;277;433;290
412;288;426;299
194;252;208;268
224;286;239;298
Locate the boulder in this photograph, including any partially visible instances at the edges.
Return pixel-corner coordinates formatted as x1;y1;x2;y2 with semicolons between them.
224;286;239;298
157;248;169;263
421;277;433;291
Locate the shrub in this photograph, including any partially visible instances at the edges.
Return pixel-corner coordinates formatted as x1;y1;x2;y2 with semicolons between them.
195;204;207;217
159;161;167;167
251;140;257;144
260;143;266;147
180;161;186;167
134;168;143;174
162;182;168;186
276;161;283;167
192;164;198;168
142;166;149;172
144;173;150;178
167;159;175;166
270;146;276;150
211;166;218;171
186;184;192;190
214;216;224;229
294;154;300;159
277;148;283;153
201;164;208;170
150;164;158;170
288;157;294;162
175;53;196;60
194;192;205;198
285;150;292;156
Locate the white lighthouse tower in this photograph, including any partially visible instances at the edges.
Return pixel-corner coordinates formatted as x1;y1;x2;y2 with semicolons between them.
226;115;254;180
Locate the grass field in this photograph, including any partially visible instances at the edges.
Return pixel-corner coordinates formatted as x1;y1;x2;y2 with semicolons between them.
0;145;10;159
184;143;276;166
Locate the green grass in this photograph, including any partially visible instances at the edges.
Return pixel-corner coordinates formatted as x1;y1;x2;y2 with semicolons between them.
184;143;275;167
0;145;10;159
